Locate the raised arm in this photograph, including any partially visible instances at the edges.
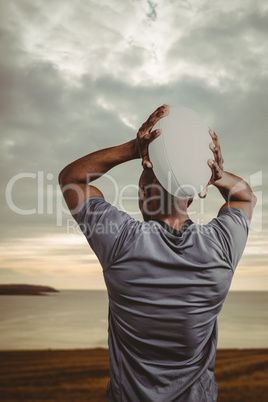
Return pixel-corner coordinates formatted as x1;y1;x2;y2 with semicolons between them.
200;129;257;222
58;104;170;219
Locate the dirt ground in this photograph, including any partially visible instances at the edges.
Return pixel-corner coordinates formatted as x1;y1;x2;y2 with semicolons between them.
0;348;268;401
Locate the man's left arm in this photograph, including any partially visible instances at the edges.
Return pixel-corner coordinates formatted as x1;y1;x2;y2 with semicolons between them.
59;140;138;219
58;104;169;220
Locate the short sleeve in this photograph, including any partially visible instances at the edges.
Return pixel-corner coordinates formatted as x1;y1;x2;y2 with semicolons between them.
207;207;249;270
76;196;135;270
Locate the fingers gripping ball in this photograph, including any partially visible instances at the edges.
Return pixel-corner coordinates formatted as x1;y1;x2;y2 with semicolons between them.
149;106;212;197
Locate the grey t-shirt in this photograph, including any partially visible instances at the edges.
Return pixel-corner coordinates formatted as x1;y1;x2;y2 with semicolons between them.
77;196;249;402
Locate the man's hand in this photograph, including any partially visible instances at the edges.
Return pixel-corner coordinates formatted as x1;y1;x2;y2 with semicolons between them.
199;128;224;198
199;128;256;221
136;104;170;169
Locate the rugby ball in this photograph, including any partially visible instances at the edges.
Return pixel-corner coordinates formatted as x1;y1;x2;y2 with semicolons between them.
149;106;212;197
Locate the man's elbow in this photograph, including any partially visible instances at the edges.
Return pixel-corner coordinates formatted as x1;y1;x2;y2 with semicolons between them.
58;169;65;187
58;167;71;187
251;193;257;207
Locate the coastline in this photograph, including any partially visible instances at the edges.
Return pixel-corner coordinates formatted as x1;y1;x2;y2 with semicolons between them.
0;284;59;296
0;348;267;401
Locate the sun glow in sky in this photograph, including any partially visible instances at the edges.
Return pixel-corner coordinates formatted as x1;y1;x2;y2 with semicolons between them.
0;0;267;289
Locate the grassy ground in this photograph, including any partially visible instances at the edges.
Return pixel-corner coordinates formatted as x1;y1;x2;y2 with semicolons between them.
0;348;268;401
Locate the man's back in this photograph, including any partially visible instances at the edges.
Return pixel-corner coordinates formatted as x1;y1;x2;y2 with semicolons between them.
77;196;249;401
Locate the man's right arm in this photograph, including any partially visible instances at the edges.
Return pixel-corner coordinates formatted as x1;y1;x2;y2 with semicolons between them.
213;171;257;223
200;129;257;222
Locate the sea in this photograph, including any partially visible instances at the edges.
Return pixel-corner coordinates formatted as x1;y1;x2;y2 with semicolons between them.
0;290;267;350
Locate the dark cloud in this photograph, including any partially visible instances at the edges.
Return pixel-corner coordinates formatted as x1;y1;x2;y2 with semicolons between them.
147;1;157;21
167;7;268;86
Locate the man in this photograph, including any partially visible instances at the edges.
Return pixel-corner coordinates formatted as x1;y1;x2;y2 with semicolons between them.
59;104;256;401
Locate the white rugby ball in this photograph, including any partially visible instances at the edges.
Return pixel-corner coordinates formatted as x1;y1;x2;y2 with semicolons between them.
149;106;212;197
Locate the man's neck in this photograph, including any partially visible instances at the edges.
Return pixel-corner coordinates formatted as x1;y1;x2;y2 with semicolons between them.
151;213;192;232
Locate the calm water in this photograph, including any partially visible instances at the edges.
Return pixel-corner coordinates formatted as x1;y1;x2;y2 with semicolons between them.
0;290;267;350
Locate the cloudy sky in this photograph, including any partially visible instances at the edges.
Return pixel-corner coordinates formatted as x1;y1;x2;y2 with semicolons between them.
0;0;267;290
